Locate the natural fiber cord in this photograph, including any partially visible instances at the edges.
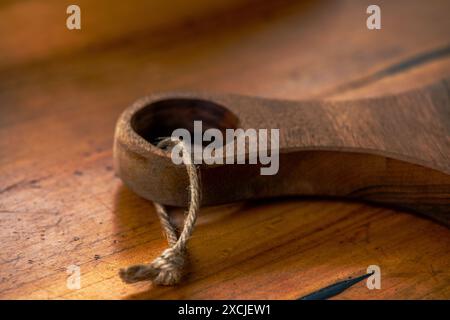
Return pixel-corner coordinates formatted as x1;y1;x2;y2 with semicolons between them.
119;138;201;285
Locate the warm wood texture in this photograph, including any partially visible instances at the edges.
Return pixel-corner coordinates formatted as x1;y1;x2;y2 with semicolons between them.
1;0;450;299
114;80;450;225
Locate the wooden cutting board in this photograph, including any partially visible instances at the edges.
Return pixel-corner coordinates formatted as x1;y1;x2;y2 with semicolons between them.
0;0;449;299
114;79;450;225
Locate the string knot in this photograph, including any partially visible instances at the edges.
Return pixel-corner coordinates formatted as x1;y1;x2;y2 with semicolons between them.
119;247;186;285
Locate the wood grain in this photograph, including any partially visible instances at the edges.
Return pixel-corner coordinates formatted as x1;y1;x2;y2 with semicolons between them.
0;0;449;299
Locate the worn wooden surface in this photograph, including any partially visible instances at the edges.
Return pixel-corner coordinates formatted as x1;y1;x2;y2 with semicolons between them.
0;0;449;299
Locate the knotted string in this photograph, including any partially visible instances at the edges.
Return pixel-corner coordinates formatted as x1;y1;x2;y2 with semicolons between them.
119;138;201;286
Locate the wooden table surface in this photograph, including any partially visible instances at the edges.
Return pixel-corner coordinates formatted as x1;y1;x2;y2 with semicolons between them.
0;0;449;299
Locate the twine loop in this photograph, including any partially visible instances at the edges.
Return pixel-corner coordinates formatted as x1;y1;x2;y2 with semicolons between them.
119;137;200;286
